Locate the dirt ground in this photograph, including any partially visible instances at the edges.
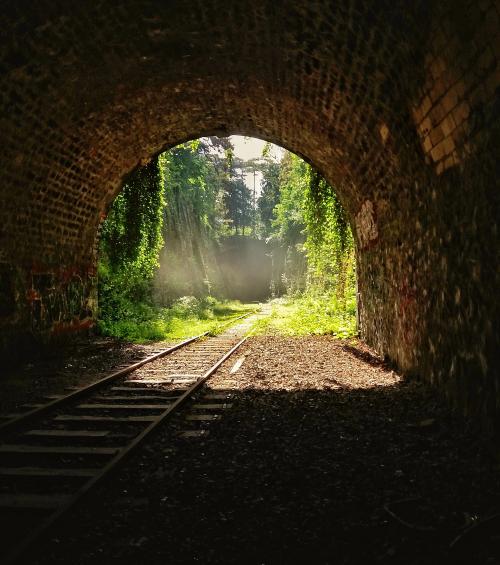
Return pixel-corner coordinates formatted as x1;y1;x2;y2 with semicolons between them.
3;335;500;564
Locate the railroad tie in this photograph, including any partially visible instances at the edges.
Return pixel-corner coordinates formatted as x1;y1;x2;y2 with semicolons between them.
24;430;110;438
0;445;120;455
191;403;232;410
179;430;209;438
0;316;254;564
54;415;157;423
76;403;171;410
0;494;72;510
0;467;100;478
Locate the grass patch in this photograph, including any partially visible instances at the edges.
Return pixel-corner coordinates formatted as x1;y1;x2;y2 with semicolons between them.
252;293;357;338
97;296;256;343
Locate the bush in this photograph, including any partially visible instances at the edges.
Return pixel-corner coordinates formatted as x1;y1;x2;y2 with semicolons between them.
97;294;254;343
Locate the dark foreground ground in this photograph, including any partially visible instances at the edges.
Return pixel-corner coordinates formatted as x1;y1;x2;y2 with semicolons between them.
3;336;500;564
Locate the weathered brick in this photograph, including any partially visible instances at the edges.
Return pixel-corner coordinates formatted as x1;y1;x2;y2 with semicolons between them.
442;88;459;113
430;125;445;146
492;31;500;59
440;115;456;137
452;101;471;126
430;140;446;162
0;0;498;436
423;135;433;153
442;135;456;156
420;95;433;118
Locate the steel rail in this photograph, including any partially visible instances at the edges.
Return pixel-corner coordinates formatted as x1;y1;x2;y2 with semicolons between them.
0;312;252;437
3;335;247;565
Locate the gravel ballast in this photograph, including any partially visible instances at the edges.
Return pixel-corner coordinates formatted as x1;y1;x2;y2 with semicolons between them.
10;336;500;564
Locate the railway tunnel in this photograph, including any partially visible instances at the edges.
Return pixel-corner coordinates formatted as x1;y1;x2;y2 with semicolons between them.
0;1;499;434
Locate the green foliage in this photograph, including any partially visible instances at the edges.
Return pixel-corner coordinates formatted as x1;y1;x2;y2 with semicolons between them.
100;157;164;280
271;152;308;246
252;291;357;338
258;148;356;321
98;157;164;319
259;152;309;295
98;137;357;343
221;154;256;236
155;137;239;302
98;137;259;341
97;296;254;342
160;136;255;242
223;175;253;235
161;140;225;242
258;160;280;238
303;169;355;295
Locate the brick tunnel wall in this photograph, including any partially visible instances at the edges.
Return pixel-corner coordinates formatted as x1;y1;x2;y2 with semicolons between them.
0;1;499;433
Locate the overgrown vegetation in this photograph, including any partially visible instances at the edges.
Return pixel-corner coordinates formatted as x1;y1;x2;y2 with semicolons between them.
98;140;258;342
98;156;164;322
98;137;357;341
304;170;355;295
255;150;357;337
98;296;254;343
252;293;356;338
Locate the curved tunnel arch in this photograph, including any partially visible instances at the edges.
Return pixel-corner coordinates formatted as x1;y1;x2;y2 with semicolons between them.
0;0;499;432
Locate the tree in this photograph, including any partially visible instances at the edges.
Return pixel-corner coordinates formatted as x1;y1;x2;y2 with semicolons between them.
98;156;164;319
100;156;164;279
264;149;355;299
258;159;280;238
223;174;253;235
272;152;307;247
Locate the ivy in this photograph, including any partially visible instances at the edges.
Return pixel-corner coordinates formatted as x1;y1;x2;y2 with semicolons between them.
100;157;164;278
303;168;354;294
260;150;355;299
98;157;164;318
97;139;355;329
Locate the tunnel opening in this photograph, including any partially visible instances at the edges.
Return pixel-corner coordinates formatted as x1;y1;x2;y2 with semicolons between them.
0;0;498;435
96;135;357;343
0;3;499;562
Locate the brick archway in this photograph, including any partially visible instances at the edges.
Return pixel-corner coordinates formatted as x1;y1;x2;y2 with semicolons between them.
0;1;499;431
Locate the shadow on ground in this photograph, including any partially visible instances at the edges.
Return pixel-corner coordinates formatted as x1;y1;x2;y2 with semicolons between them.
32;378;500;565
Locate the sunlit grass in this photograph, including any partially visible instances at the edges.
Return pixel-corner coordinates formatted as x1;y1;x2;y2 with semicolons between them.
97;296;255;343
252;293;357;338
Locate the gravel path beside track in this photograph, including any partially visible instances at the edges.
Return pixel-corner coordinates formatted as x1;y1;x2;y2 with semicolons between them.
29;336;500;565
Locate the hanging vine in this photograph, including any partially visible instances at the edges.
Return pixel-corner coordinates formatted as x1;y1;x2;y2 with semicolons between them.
303;168;354;294
100;156;164;279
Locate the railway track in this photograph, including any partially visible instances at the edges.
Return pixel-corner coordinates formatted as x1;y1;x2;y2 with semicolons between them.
0;312;258;564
